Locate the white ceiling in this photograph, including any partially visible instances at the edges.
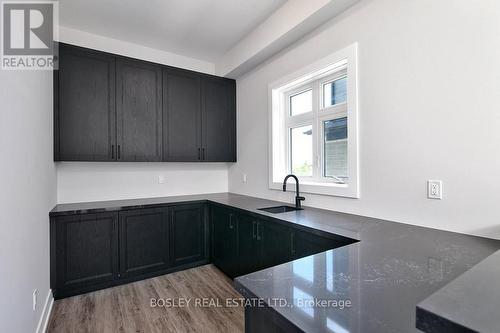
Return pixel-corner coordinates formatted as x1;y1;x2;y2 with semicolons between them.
59;0;287;62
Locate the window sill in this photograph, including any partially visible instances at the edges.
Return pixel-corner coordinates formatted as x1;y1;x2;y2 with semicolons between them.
269;181;359;198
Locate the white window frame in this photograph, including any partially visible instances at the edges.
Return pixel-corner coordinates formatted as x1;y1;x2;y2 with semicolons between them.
268;43;359;198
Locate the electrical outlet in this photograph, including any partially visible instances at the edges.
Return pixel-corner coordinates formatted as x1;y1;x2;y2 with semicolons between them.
427;180;442;199
158;175;167;184
32;289;37;311
242;173;247;183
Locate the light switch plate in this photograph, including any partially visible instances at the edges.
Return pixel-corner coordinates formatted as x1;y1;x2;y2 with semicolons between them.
158;175;167;184
427;180;442;199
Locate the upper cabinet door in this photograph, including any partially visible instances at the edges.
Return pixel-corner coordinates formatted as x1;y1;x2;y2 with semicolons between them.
202;77;236;162
163;69;202;161
56;44;116;161
116;59;162;161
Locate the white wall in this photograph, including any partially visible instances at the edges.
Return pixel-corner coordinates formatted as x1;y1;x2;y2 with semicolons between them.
229;0;500;239
0;70;57;331
59;26;215;74
57;163;228;203
56;26;229;204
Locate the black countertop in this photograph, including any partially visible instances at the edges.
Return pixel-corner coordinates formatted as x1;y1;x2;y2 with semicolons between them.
416;249;500;333
50;193;500;333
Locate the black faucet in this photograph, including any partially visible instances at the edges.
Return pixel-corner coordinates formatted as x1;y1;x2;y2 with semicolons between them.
283;174;305;209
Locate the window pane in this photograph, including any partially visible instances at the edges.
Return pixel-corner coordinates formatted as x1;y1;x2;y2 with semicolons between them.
290;90;312;116
323;76;347;108
290;125;313;176
324;117;348;182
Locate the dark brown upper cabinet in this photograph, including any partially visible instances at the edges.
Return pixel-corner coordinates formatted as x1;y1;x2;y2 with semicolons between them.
116;59;162;161
54;43;236;162
163;69;202;161
202;77;236;162
54;44;116;161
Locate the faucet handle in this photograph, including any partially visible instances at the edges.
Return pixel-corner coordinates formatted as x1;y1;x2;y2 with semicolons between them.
295;196;305;209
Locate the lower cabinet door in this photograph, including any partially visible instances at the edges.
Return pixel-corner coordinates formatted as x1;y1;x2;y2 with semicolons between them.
260;221;292;268
211;206;238;277
169;203;208;267
119;208;169;278
237;214;263;275
55;212;119;295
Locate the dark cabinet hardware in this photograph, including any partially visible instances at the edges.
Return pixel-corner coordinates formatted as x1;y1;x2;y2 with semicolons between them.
202;148;205;160
256;222;261;241
252;221;257;239
111;145;115;159
117;145;120;160
198;148;201;160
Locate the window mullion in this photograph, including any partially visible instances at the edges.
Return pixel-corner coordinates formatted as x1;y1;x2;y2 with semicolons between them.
311;80;320;181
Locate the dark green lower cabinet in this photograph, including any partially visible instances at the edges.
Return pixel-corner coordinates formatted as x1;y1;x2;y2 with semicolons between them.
260;221;292;269
237;214;263;276
51;202;355;299
52;212;119;298
51;203;208;299
169;203;208;267
119;208;169;279
212;207;355;279
211;206;239;278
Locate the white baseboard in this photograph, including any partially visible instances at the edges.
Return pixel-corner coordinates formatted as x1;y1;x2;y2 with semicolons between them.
36;289;54;333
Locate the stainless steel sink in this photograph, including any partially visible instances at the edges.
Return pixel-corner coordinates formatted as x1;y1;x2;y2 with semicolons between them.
257;205;303;214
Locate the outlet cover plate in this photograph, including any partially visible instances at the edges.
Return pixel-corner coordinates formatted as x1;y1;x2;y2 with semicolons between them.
427;180;442;199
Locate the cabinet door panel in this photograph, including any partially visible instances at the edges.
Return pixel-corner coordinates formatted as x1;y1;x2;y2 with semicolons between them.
55;213;118;291
202;78;236;162
260;221;292;268
116;59;162;161
169;204;207;267
211;206;238;278
56;44;116;161
237;214;262;276
119;208;169;278
163;69;201;161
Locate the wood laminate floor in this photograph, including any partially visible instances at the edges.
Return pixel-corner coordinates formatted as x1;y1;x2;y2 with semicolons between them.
47;265;244;333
